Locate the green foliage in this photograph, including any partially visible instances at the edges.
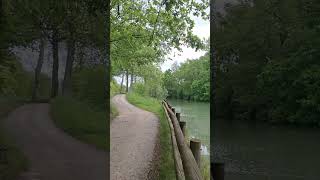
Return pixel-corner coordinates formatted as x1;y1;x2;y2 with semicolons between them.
0;52;50;99
131;80;168;100
130;83;146;96
126;92;175;180
111;78;120;97
111;0;209;99
72;66;106;111
129;64;168;99
111;0;208;64
51;96;108;150
163;53;210;101
0;53;21;95
257;57;320;124
214;0;320;125
110;79;120;120
200;156;210;180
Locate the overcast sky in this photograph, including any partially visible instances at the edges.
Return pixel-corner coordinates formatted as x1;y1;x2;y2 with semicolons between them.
160;14;210;71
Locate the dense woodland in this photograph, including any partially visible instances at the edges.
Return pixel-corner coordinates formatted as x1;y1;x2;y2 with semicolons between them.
213;0;320;125
163;53;210;102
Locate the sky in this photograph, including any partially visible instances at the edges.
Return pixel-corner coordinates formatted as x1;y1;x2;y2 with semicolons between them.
160;14;210;71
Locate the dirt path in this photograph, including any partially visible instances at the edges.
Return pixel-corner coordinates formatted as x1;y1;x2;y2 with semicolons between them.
111;94;160;180
4;103;107;180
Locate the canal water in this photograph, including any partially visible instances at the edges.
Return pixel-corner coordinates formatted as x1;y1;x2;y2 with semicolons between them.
167;99;210;155
212;119;320;180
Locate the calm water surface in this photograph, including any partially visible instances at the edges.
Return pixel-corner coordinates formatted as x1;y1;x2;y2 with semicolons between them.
213;119;320;180
168;99;210;155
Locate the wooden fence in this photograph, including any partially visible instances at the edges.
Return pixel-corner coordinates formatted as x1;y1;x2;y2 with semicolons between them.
162;100;203;180
163;100;226;180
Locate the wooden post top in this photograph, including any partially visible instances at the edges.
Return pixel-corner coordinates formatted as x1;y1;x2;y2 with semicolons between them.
190;138;201;143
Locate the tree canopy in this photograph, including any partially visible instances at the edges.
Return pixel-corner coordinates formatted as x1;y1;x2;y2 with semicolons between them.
214;0;320;125
163;53;210;101
111;0;209;99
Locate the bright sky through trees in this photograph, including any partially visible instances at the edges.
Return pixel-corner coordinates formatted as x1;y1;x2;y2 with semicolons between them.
161;13;209;71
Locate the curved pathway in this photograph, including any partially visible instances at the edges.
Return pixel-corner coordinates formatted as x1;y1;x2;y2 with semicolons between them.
4;103;107;180
111;94;159;180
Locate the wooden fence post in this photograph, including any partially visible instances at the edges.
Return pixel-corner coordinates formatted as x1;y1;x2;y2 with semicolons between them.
179;121;186;136
211;162;224;180
176;112;181;122
0;146;8;164
190;139;201;168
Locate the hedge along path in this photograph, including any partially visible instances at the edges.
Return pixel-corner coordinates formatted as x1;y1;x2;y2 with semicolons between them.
163;101;203;180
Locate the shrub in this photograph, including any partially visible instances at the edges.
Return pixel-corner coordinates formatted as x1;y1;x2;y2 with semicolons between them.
72;66;106;110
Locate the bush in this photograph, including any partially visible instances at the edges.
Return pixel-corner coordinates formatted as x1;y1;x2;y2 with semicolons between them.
0;53;50;99
51;96;108;149
110;79;120;97
131;82;168;100
72;66;106;110
257;57;320;125
130;82;146;96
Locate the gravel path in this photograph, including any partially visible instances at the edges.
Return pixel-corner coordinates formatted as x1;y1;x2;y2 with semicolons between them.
110;94;160;180
4;103;107;180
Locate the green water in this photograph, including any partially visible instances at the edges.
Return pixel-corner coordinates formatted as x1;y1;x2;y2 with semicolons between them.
168;99;210;155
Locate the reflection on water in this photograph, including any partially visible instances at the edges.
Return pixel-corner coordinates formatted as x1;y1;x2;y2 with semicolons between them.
201;144;209;155
212;119;320;180
167;99;210;155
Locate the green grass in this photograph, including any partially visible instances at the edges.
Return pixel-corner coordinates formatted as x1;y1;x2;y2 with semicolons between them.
51;96;108;150
126;92;176;180
0;97;28;180
201;156;210;180
110;102;118;120
110;79;120;120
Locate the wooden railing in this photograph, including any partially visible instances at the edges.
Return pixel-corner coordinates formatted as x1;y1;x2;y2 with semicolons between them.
162;100;203;180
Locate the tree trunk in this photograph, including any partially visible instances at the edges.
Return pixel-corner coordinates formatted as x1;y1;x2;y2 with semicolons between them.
78;42;85;70
51;31;59;98
32;38;45;101
62;38;75;96
126;70;129;93
120;73;124;93
130;73;134;88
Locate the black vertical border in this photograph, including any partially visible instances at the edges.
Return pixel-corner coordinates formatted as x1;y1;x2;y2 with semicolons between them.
105;0;111;178
209;0;215;166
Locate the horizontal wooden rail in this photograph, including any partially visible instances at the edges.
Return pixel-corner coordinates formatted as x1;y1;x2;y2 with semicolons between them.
163;101;203;180
162;104;185;180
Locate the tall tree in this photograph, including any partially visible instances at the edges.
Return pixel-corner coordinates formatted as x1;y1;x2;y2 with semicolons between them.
32;37;45;100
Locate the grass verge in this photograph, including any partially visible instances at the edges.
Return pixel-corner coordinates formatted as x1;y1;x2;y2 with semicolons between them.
201;156;210;180
51;96;108;150
0;97;28;180
110;102;118;120
126;92;176;180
